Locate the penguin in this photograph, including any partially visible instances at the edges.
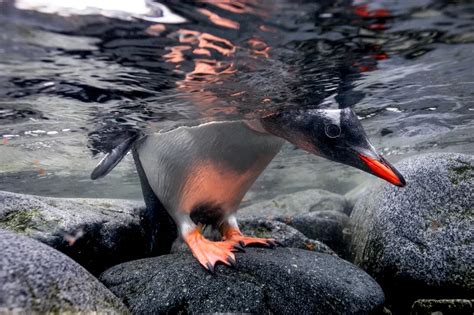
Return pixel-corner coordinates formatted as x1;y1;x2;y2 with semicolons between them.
91;107;405;271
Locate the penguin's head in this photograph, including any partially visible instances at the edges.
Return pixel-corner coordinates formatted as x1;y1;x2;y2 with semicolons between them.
260;107;406;187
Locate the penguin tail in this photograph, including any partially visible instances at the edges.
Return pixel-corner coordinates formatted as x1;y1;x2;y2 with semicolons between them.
90;133;143;180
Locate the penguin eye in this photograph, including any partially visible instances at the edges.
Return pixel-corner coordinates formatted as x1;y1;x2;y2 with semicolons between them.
325;124;341;138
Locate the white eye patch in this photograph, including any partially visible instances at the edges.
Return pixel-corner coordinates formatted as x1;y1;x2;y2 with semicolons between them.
316;109;342;125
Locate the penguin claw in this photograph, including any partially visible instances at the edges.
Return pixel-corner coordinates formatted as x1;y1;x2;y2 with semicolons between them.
233;243;246;252
226;234;282;249
206;262;215;274
227;256;237;267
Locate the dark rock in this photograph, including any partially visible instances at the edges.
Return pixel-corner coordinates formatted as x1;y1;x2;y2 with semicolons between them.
100;248;385;315
284;211;350;258
0;190;156;275
170;218;335;255
411;299;473;315
0;229;128;314
239;188;350;217
350;153;473;312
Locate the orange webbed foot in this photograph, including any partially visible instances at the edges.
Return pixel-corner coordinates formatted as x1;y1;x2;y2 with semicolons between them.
223;228;281;249
183;228;239;272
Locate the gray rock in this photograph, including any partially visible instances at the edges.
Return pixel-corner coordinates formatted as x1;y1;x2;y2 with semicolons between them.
350;153;473;312
0;190;156;275
0;229;128;314
411;299;473;315
170;218;335;255
239;188;350;218
239;217;335;254
345;183;371;213
285;211;350;258
100;248;385;314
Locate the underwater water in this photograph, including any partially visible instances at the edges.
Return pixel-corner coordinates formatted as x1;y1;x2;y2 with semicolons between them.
0;0;473;201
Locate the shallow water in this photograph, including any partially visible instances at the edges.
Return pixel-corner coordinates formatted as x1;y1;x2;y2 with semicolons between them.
0;0;473;201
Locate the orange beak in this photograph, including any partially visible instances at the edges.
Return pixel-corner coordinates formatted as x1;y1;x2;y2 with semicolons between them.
359;154;406;187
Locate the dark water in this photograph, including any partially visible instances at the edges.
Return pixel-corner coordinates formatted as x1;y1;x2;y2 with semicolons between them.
0;0;473;200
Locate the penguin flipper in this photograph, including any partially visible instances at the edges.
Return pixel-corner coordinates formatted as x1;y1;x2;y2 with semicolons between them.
90;134;141;180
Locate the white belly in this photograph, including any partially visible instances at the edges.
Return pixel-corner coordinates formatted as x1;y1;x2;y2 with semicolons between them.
136;120;283;222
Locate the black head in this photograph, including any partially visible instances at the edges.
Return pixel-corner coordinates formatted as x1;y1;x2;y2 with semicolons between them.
260;107;406;187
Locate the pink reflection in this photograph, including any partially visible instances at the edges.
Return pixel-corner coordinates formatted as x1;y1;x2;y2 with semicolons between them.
176;29;236;56
163;45;191;63
198;0;260;15
198;8;240;29
248;38;270;58
146;24;166;36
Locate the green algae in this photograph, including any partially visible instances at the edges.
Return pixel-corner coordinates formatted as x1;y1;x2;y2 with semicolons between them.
448;159;473;185
0;208;43;234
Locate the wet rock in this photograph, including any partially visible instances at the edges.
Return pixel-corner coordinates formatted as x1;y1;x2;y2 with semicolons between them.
0;190;156;275
350;153;473;312
411;299;473;315
345;183;371;212
0;229;128;314
170;218;335;255
239;217;335;254
284;210;350;258
239;188;350;217
100;248;385;315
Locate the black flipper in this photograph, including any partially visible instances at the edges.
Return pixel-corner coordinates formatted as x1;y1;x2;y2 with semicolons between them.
90;134;141;180
132;148;177;254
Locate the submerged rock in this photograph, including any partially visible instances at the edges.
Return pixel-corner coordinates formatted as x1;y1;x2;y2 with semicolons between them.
411;299;473;315
350;153;473;311
284;210;350;258
0;191;157;275
0;229;128;314
239;217;335;254
239;189;351;256
100;248;384;315
239;188;350;218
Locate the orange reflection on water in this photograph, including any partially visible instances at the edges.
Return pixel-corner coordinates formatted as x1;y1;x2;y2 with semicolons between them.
198;8;240;30
193;48;211;56
354;4;390;18
146;24;166;36
259;25;277;33
184;59;236;83
230;91;246;97
176;29;236;56
163;45;191;64
247;38;270;58
203;106;238;117
198;0;261;16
